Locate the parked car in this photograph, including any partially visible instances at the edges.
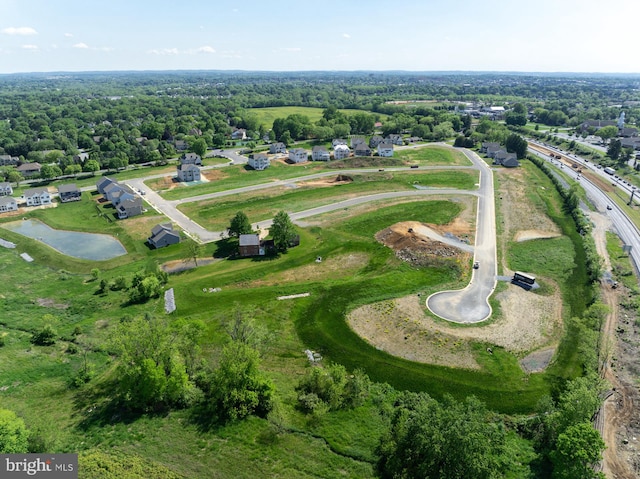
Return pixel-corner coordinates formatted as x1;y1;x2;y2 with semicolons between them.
473;261;479;269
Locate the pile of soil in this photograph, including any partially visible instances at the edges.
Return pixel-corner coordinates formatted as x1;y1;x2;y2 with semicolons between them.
376;224;465;268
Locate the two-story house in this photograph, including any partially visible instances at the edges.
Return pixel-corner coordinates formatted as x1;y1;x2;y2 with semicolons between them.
248;154;270;171
288;148;308;163
24;187;51;206
177;164;201;182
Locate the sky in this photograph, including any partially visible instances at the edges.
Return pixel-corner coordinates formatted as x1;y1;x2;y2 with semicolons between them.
0;0;639;74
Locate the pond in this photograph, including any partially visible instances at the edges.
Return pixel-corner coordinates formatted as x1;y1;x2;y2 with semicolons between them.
3;219;127;261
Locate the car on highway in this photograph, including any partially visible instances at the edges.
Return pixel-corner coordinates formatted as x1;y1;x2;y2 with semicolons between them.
607;205;612;210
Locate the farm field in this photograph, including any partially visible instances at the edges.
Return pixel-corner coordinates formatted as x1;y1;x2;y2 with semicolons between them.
248;106;387;129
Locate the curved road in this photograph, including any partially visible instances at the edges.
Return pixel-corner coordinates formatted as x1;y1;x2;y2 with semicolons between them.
126;145;497;323
426;150;497;323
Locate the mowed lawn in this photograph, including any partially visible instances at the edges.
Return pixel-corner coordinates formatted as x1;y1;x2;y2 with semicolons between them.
249;106;386;129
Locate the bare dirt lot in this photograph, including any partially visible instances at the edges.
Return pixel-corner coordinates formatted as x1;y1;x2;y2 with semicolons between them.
347;168;565;372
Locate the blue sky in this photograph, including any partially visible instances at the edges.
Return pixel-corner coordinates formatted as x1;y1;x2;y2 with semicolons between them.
0;0;638;74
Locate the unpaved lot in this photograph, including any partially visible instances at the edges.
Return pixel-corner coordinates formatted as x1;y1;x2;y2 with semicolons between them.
348;168;565;371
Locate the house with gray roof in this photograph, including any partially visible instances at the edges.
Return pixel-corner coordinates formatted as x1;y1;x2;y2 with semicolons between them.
180;152;202;165
312;146;330;161
0;182;13;196
269;142;287;154
333;144;350;160
96;177;116;195
288;148;308;163
17;162;41;177
0;196;18;213
177;163;201;182
386;134;404;146
0;155;18;166
239;233;264;257
369;135;384;148
377;141;394;157
24;187;51;206
354;143;372;157
117;196;143;219
58;184;81;203
148;223;181;248
493;151;519;168
248;153;270;171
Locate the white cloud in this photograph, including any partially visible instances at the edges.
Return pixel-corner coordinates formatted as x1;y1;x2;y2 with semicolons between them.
73;42;89;49
343;33;351;39
195;46;215;54
148;48;179;56
281;47;301;52
2;26;37;36
64;33;73;38
22;44;38;51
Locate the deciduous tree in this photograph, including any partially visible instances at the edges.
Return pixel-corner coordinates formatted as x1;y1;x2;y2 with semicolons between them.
228;211;253;238
0;409;29;453
269;210;296;253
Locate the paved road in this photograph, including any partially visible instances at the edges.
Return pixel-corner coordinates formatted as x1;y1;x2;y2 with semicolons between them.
426;150;497;323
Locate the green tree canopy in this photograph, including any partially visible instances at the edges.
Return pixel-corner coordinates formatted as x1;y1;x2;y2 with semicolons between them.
551;422;605;479
0;409;29;453
269;210;296;252
595;125;618;143
505;133;528;159
377;393;507;479
228;211;253;238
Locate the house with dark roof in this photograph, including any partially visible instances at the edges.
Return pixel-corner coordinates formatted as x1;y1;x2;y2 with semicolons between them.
350;136;366;148
0;196;18;213
239;234;264;257
580;120;617;132
0;155;18;166
480;142;500;153
148;223;181;248
177;163;201;182
231;128;247;140
58;184;81;203
493;151;519;168
0;182;13;196
17;162;41;177
180;153;202;165
117;196;143;219
354;143;372;157
24;187;51;206
369;135;384;148
386;134;404;146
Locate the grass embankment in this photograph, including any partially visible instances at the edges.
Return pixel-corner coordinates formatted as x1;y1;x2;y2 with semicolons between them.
178;170;479;231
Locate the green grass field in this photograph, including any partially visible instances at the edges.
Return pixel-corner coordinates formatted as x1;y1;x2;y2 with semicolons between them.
0;149;596;477
248;106;385;129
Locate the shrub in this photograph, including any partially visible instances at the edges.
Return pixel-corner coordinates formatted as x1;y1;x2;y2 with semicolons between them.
30;325;57;346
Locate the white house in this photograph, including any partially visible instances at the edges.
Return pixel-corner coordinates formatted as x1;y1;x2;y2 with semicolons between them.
180;152;202;165
177;164;201;182
333;144;350;160
332;139;347;148
312;146;330;161
0;182;13;196
377;141;394;157
231;128;247;140
269;142;287;154
248;154;270;171
24;187;51;206
0;196;18;213
288;148;308;163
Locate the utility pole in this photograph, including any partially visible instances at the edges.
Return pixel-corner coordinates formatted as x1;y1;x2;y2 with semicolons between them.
629;187;637;206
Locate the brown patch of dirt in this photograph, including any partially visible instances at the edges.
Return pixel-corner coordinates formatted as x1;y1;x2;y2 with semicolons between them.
246;253;369;287
299;175;353;188
121;215;169;242
161;258;219;273
153;176;180;191
514;229;562;242
202;169;227;181
36;298;69;309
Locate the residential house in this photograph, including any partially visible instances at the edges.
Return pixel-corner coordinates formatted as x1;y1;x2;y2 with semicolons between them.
17;162;42;177
354;143;372;157
621;138;640;150
174;140;187;151
117;196;143;219
0;196;17;213
493;151;519;168
0;154;18;166
312;146;330;161
485;146;503;158
58;184;81;203
103;182;136;204
386;134;404;146
0;182;13;196
96;177;117;195
248;154;270;171
619;127;638;138
332;139;347;148
405;137;422;144
350;136;366;148
180;152;202;165
148;223;181;248
333;144;351;160
239;234;264;257
24;187;51;206
369;135;384;148
177;164;201;182
377;141;394;157
480;142;500;154
269;142;287;154
231;128;247;140
288;148;308;163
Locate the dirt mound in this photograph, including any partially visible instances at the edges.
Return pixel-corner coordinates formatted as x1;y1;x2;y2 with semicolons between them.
334;174;353;183
514;229;561;242
376;221;469;267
